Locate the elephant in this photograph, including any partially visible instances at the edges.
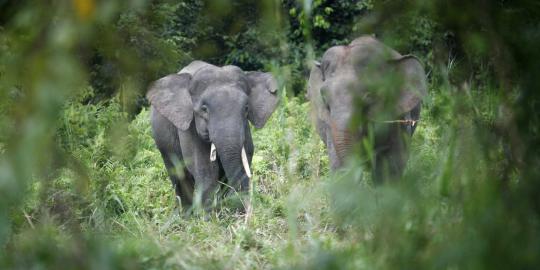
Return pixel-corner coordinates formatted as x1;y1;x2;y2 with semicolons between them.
307;35;427;182
146;60;279;208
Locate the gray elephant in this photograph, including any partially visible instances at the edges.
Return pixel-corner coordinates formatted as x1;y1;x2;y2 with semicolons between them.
147;61;278;208
307;36;427;182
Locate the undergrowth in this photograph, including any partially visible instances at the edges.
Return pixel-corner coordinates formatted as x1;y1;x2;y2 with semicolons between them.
4;84;538;269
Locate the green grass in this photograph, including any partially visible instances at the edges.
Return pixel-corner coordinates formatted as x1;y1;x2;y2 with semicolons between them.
5;92;334;269
2;1;539;268
3;84;539;269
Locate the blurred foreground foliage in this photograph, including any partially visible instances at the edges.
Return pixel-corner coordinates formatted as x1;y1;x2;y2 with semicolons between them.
1;0;540;269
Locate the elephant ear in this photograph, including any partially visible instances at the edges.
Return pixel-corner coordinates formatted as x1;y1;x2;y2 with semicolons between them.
307;61;331;143
307;61;329;120
245;72;279;128
306;61;322;101
391;55;428;114
146;73;193;131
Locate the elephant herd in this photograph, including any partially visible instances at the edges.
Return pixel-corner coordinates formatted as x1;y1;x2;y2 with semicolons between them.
146;35;427;209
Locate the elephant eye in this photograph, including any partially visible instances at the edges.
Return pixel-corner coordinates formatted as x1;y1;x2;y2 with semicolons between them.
201;104;208;114
244;104;249;115
320;61;329;81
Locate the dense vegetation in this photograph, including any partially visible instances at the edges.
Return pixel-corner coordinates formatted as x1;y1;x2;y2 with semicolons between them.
1;0;539;269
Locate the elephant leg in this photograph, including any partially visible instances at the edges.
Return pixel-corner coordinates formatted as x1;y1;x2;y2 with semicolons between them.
151;108;194;207
373;124;410;184
159;150;194;207
373;152;385;184
373;147;406;184
378;104;421;181
197;162;219;207
178;126;220;207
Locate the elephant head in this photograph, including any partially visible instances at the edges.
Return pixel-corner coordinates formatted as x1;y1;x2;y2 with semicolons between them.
147;61;278;196
308;36;427;174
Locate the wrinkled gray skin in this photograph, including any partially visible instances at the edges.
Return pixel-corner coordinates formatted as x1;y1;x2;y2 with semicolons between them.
308;36;427;182
147;61;278;207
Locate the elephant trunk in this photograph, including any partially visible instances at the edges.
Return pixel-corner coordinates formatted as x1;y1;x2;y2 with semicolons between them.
330;112;355;166
333;129;354;165
210;127;251;194
217;144;250;193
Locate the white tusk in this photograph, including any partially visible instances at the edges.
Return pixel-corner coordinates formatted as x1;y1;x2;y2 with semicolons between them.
241;146;252;178
210;143;217;162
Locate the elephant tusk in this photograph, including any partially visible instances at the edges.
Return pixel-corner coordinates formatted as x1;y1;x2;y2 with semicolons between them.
210;143;217;162
241;146;252;178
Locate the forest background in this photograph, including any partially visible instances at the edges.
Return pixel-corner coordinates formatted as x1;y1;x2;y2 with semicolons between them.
1;0;539;269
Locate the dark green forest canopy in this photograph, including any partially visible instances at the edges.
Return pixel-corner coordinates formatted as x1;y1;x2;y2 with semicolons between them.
1;0;540;269
4;0;537;100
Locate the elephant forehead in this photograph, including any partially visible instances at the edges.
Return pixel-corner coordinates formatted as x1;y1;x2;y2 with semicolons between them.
323;39;400;74
325;71;363;91
194;72;246;86
201;86;248;104
191;69;249;96
350;37;401;58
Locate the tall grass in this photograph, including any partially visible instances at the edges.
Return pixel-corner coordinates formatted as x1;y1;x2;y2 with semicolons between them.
6;78;526;269
1;0;539;269
3;86;331;268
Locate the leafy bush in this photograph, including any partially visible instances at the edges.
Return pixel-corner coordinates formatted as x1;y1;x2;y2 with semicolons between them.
2;0;540;269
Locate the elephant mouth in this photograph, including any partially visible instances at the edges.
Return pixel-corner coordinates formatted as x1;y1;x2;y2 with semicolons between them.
209;143;251;179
